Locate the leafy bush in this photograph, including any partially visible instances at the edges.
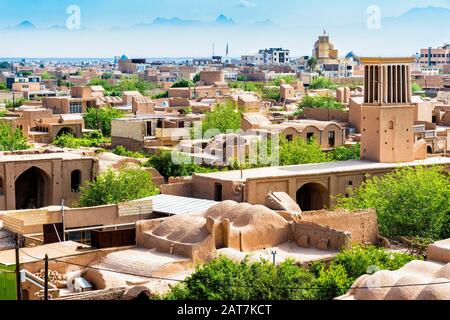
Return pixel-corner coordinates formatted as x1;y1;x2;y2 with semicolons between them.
0;81;8;90
145;150;221;179
309;77;333;89
171;79;194;88
329;245;418;281
53;131;108;148
327;144;360;161
337;166;450;239
112;145;145;158
278;136;328;166
164;257;316;300
200;101;241;135
298;95;344;110
89;76;158;95
261;87;281;101
162;247;417;300
77;168;159;207
412;82;423;93
272;75;298;86
83;106;124;136
0;122;30;151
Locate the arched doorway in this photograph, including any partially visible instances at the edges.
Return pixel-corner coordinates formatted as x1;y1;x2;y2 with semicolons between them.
15;167;49;209
427;145;433;154
296;183;329;211
57;127;74;137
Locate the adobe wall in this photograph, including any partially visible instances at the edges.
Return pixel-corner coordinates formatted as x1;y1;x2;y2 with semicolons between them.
302;108;349;123
160;181;193;197
300;209;378;244
291;221;351;250
192;175;244;202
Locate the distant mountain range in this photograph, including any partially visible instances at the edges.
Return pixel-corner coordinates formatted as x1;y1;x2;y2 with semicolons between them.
383;6;450;27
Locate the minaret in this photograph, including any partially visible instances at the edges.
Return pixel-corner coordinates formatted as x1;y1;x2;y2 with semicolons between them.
360;57;415;163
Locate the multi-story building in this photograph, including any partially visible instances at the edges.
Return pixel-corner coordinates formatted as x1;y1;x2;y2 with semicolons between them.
259;48;290;64
313;31;339;65
419;44;450;67
6;75;41;92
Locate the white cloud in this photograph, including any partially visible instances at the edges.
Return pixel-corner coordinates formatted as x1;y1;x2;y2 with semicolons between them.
236;0;256;8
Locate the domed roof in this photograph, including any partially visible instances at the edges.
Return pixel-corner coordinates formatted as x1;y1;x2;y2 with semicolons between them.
345;51;357;59
119;54;130;61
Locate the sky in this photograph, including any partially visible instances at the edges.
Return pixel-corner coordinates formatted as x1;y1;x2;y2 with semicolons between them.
0;0;449;58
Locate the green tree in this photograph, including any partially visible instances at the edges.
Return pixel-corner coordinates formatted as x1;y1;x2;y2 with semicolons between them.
297;95;344;110
0;81;8;90
307;56;318;71
272;75;297;86
83;106;124;136
52;131;108;149
40;71;53;80
327;144;360;161
412;82;423;93
164;257;316;300
0;61;11;69
201;101;241;134
309;77;333;89
278;136;328;166
171;79;195;88
145;150;220;179
193;73;201;82
0;122;30;151
336;166;450;239
77;168;159;207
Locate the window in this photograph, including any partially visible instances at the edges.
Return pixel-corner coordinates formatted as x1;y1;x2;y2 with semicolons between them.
69;102;82;114
178;121;185;128
157;119;163;128
71;170;81;192
328;131;335;147
307;132;315;141
146;121;152;136
215;91;222;97
389;121;394;130
286;134;293;142
214;183;223;201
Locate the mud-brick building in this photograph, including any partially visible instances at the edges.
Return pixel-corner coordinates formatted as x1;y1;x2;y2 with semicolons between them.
0;151;98;210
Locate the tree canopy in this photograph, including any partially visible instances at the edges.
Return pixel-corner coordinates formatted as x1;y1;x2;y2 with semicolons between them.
200;101;241;135
297;95;344;110
83;106;125;136
309;77;333;89
171;79;195;88
0;122;30;151
336;166;450;240
77;168;159;207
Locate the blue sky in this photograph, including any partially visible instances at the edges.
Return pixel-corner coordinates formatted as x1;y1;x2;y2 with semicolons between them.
0;0;449;57
1;0;449;28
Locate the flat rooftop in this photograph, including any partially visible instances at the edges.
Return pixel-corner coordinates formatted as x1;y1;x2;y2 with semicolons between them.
195;157;450;182
0;241;97;266
0;151;94;163
141;194;218;215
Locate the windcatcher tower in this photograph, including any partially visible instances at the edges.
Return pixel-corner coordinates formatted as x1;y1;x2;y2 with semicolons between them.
360;57;415;163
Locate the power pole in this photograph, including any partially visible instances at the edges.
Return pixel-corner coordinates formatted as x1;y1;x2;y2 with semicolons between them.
44;254;49;301
61;198;66;241
15;233;22;301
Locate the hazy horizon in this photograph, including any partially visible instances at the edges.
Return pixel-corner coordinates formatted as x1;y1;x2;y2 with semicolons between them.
0;0;449;58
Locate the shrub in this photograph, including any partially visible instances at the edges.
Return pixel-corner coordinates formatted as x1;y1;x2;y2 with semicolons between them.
297;95;344;110
327;144;360;161
0;122;30;151
278;136;328;166
77;168;159;207
171;79;194;88
145;150;221;179
83;106;125;136
164;257;316;300
112;145;145;158
309;77;333;89
337;166;450;239
200;101;241;135
53;131;108;148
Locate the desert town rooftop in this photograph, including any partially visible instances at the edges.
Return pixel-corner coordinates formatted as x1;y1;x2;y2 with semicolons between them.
194;157;450;182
